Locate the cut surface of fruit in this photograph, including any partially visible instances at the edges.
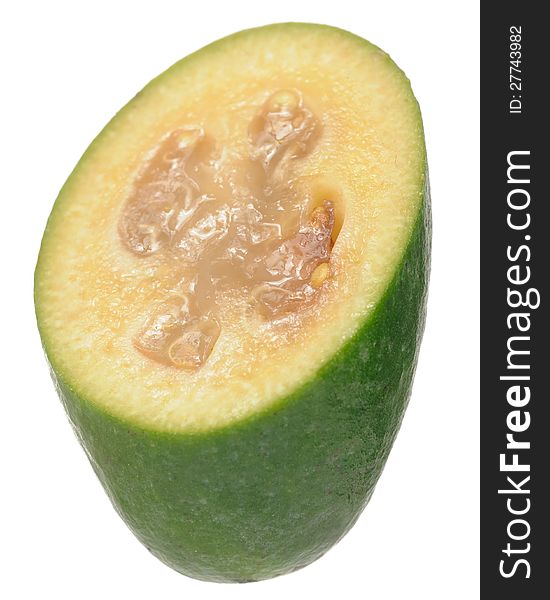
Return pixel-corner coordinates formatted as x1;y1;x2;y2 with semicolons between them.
120;90;335;369
36;24;425;433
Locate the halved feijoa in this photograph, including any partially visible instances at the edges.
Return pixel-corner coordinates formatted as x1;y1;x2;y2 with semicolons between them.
35;23;430;583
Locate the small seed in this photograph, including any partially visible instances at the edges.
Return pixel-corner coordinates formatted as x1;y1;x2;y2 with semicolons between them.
310;263;330;288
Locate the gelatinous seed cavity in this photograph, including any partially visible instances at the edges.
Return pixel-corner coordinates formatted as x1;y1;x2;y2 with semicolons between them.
248;89;319;172
306;179;345;244
133;296;189;357
121;90;339;369
253;202;335;318
133;293;220;370
118;128;214;256
167;318;221;369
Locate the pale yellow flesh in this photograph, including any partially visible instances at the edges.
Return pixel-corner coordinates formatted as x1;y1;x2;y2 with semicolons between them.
36;24;425;432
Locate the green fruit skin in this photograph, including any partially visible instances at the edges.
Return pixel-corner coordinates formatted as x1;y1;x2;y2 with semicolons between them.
39;176;430;582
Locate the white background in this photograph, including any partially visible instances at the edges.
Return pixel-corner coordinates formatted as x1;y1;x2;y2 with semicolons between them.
1;1;479;598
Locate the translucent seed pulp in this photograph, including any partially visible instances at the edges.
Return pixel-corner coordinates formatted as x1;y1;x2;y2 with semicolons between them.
119;90;338;370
